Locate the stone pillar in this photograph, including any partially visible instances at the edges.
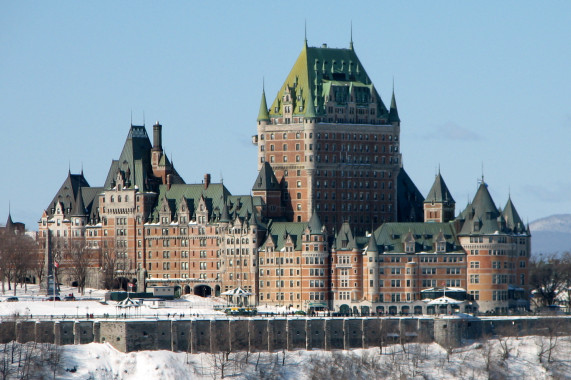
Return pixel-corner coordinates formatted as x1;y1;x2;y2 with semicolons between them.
324;319;331;351
190;320;197;354
171;321;177;351
15;322;22;343
93;321;101;343
73;322;81;345
267;319;274;352
54;321;62;345
34;321;40;343
342;319;348;350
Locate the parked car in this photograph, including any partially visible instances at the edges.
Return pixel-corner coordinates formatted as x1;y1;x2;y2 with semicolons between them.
5;297;18;302
63;295;76;301
45;296;61;301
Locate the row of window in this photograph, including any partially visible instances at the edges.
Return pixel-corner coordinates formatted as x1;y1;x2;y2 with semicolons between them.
262;132;397;142
264;142;398;154
266;154;398;165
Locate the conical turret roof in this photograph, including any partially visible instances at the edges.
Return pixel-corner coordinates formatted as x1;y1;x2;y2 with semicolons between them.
389;89;400;123
307;210;323;234
219;198;231;223
459;181;501;235
502;197;525;233
335;222;357;250
252;162;281;191
71;188;87;216
366;233;378;254
5;213;14;230
257;89;270;122
304;91;317;119
425;172;455;205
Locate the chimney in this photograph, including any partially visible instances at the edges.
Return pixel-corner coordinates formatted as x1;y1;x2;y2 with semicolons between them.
166;174;172;190
153;121;162;149
204;173;211;189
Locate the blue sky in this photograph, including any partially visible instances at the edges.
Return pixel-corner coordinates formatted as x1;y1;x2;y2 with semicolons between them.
1;2;570;230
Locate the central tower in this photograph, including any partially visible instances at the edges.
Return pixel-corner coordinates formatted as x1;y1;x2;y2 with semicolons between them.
254;40;402;234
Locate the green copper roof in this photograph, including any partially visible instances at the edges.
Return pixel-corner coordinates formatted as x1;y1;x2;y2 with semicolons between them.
374;222;461;254
268;43;388;118
149;183;231;223
365;233;379;254
307;210;324;235
458;182;503;235
335;222;358;250
261;221;307;251
425;172;455;205
502;197;526;233
257;89;270;122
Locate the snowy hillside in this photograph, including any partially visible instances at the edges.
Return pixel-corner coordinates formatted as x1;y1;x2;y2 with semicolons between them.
2;336;570;380
531;214;571;233
530;214;571;256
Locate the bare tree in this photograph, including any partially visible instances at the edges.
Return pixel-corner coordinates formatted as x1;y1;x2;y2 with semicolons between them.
536;320;561;365
63;237;90;295
31;237;46;286
101;241;118;290
529;254;565;307
559;252;571;311
0;232;36;295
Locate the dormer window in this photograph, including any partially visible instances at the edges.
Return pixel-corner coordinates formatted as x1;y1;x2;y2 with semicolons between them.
405;242;415;253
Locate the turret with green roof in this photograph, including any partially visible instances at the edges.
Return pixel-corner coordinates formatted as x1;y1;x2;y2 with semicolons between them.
257;88;270;122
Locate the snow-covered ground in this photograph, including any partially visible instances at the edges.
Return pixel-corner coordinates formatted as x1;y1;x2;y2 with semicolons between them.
2;284;571;379
1;335;570;379
0;284;232;320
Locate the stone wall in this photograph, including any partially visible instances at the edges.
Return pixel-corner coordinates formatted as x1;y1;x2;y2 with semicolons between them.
0;316;570;353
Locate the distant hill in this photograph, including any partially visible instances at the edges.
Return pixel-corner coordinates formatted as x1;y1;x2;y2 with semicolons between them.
529;214;571;257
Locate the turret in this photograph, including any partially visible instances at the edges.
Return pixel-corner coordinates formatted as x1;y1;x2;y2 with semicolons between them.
252;162;282;219
424;171;455;223
389;89;400;124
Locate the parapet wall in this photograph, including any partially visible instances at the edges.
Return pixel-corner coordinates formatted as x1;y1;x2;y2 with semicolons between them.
0;316;569;353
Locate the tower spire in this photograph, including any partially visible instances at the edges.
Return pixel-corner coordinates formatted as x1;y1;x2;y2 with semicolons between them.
389;80;400;123
257;80;270;122
350;21;353;49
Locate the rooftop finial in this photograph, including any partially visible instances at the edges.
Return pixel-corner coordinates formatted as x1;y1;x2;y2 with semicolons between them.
304;20;307;46
350;21;354;49
130;109;133;127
